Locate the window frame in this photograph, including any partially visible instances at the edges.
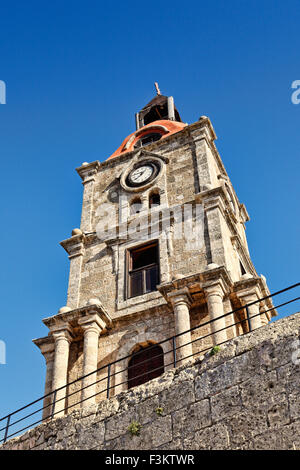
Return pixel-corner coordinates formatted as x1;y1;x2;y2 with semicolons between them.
126;240;160;299
133;132;163;149
128;343;164;389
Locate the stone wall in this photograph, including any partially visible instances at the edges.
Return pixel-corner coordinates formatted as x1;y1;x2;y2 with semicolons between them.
2;312;300;450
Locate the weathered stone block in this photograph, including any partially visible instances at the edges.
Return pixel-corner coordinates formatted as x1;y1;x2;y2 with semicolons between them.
225;411;269;446
195;351;254;400
183;423;230;450
250;421;300;450
210;386;242;422
105;409;139;441
172;399;211;438
267;394;290;428
288;392;300;421
158;380;195;415
76;422;105;450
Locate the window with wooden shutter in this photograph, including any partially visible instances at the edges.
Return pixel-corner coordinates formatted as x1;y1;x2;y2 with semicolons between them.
128;344;164;389
127;241;160;299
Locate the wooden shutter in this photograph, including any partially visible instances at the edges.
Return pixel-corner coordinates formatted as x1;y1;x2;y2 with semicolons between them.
128;345;164;389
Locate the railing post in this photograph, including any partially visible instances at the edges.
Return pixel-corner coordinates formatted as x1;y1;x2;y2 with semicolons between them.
107;364;111;399
245;305;252;332
172;336;177;368
3;414;11;443
51;390;57;419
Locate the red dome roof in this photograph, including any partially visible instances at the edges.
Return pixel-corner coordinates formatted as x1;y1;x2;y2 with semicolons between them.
108;120;186;160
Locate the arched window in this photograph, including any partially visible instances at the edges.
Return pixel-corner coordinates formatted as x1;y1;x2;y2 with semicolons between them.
149;192;160;208
128;344;164;389
130;197;142;215
134;133;162;148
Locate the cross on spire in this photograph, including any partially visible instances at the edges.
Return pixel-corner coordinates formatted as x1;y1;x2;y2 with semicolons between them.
154;82;161;95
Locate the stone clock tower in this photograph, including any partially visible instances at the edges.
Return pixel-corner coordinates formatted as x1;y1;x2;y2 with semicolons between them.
33;89;276;418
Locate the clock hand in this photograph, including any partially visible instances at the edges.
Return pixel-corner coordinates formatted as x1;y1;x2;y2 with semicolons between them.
134;168;148;179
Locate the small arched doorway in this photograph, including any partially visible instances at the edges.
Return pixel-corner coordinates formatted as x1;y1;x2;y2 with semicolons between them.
128;343;164;389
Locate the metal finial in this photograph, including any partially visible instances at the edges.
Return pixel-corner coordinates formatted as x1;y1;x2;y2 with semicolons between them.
154;82;161;95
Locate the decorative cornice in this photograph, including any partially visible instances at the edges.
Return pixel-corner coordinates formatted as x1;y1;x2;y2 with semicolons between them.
32;335;55;355
188;116;217;141
195;185;225;204
233;276;277;317
42;303;113;333
60;233;86;257
233;276;263;293
158;266;233;303
76;161;100;182
195;185;227;220
195;183;244;222
239;203;250;223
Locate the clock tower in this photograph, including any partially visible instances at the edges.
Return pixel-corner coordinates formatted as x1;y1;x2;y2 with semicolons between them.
34;88;276;418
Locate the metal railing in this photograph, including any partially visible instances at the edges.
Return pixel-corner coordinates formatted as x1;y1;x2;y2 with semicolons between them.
0;282;299;445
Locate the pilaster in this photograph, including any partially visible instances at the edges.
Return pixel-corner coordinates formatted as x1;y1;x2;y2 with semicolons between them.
32;337;55;420
60;231;86;309
76;161;100;232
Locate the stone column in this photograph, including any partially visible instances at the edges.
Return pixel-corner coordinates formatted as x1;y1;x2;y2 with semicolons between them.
167;96;175;120
239;292;262;331
80;321;101;407
42;351;55;420
51;329;72;417
204;283;227;346
168;289;193;366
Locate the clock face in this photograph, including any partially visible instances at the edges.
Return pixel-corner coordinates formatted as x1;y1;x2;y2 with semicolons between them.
130;165;153;183
127;163;158;187
125;160;161;188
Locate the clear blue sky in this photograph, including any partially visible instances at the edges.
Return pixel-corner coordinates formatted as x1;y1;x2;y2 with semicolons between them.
0;0;299;419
